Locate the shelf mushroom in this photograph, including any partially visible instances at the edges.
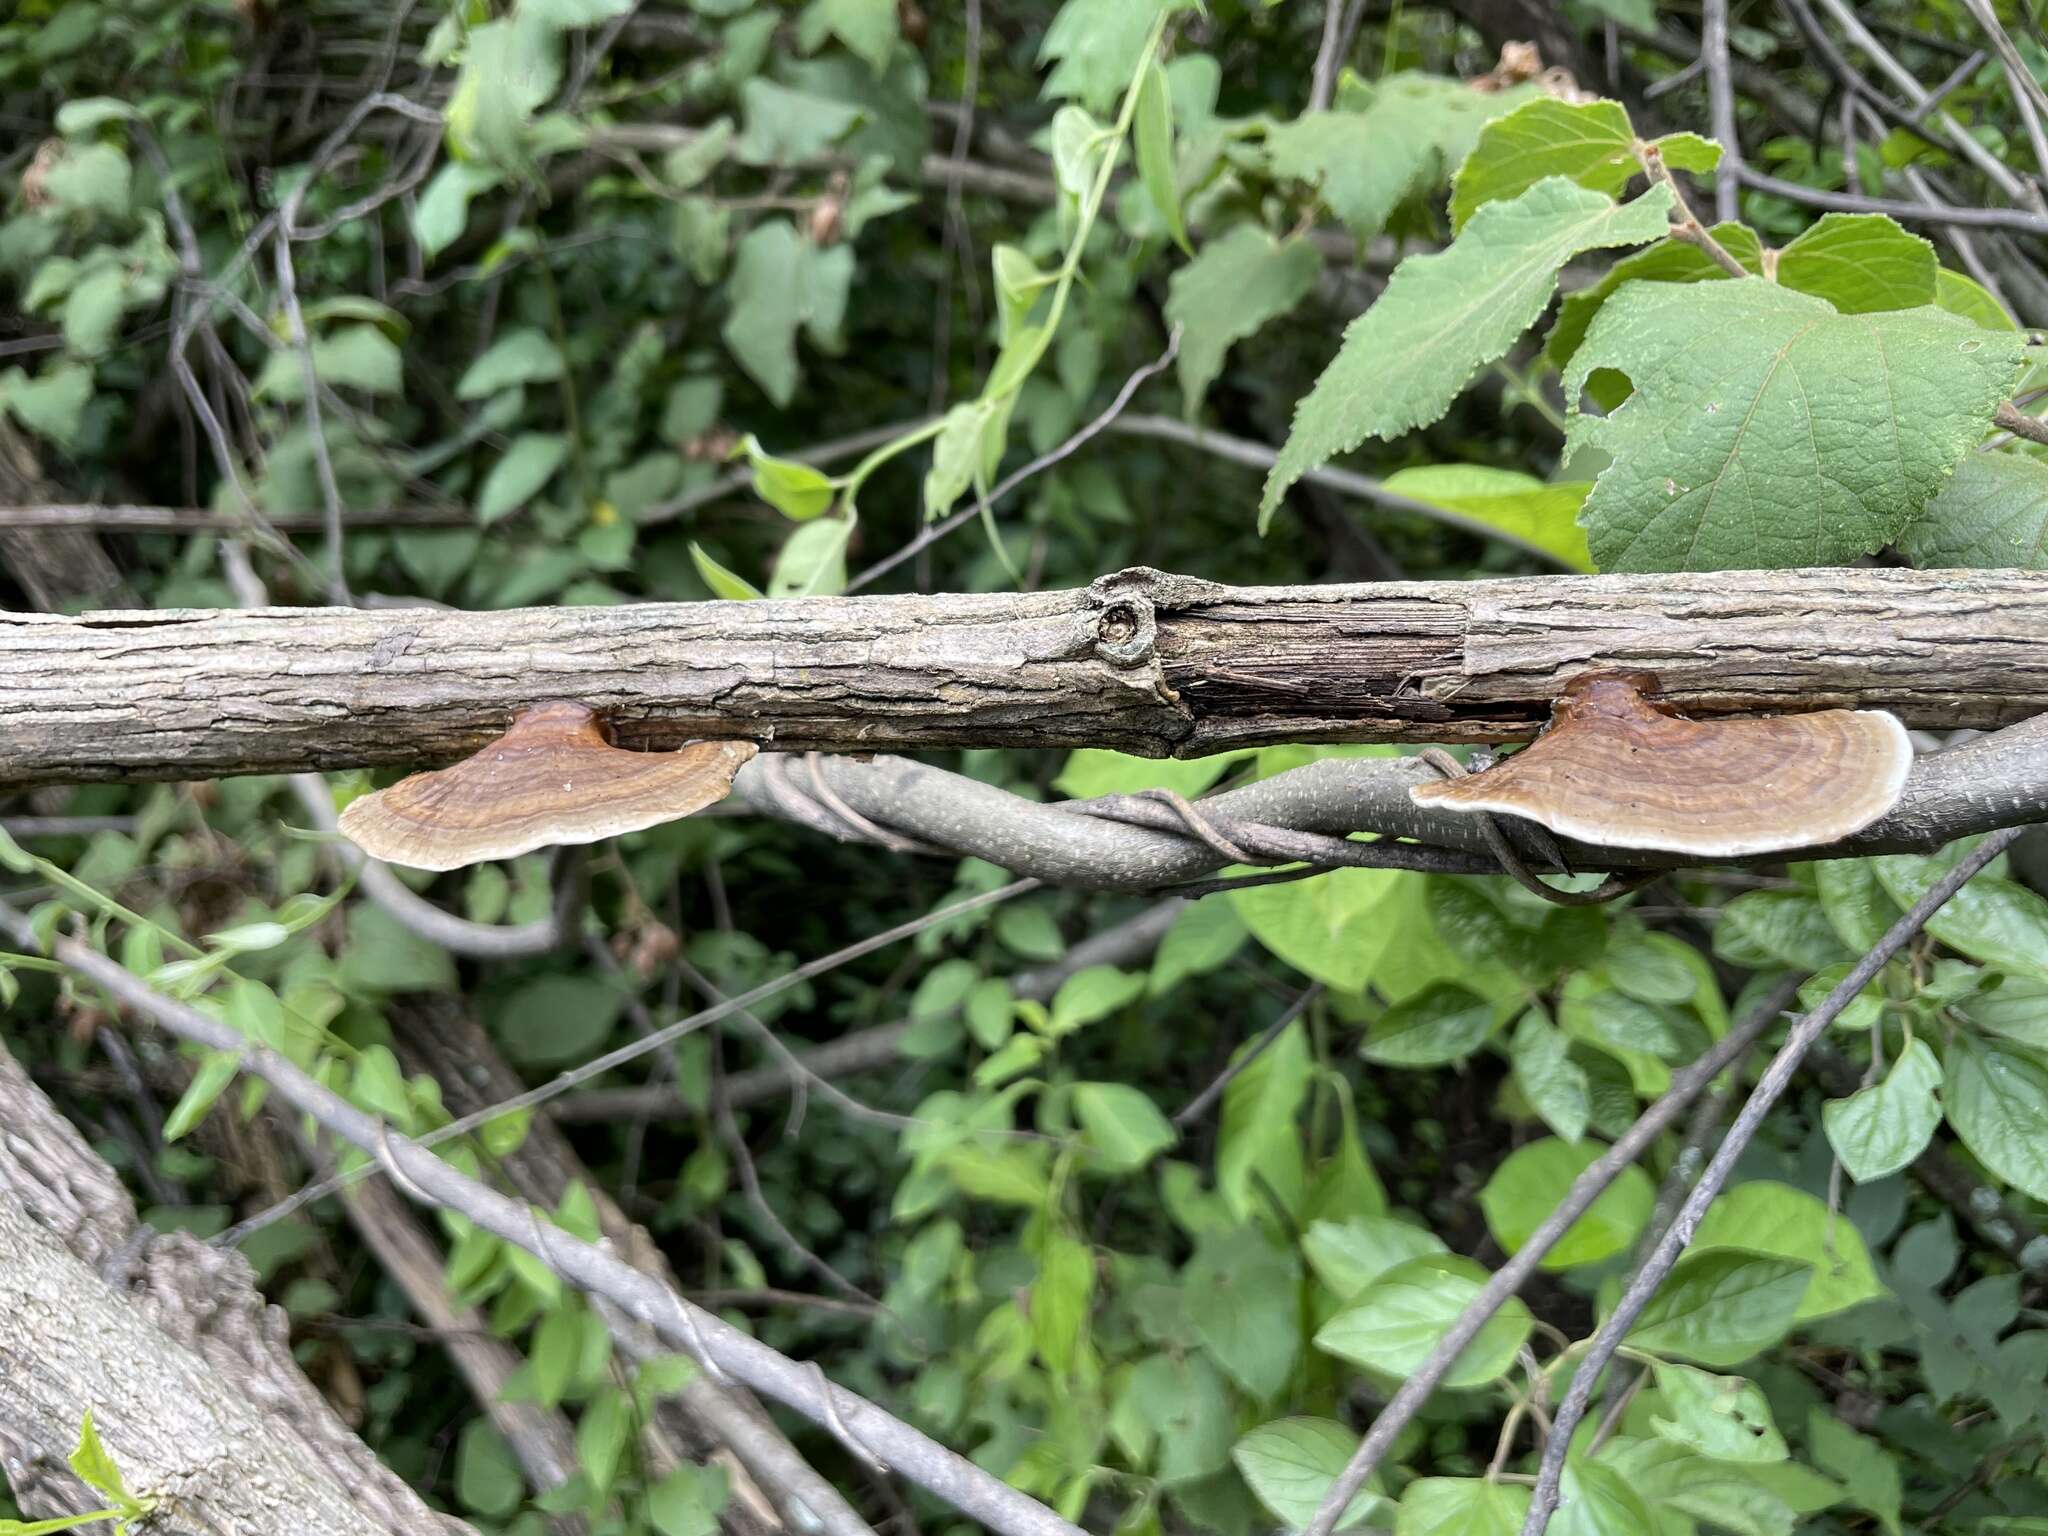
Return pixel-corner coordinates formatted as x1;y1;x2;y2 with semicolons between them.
1408;674;1911;857
338;700;758;871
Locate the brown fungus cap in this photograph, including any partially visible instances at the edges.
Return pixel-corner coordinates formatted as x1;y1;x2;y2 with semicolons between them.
338;700;758;871
1408;675;1912;857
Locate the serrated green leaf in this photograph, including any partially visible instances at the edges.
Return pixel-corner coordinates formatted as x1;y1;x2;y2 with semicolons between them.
1360;983;1498;1067
1900;449;2048;569
1776;213;1936;314
69;1409;132;1505
1650;131;1723;174
1567;281;2023;571
1546;223;1763;372
1957;975;2048;1050
1935;267;2016;331
1824;1036;1943;1182
1872;850;2048;979
1690;1181;1884;1319
735;434;836;520
1449;97;1638;233
1262;178;1672;529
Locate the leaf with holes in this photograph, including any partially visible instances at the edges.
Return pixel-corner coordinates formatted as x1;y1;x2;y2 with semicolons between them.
1566;280;2023;571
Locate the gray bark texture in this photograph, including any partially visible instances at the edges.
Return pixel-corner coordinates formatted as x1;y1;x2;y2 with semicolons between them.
0;1043;471;1536
4;566;2046;785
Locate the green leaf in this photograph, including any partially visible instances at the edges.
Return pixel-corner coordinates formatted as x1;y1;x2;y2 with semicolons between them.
1566;281;2024;571
496;975;623;1069
690;542;764;600
1047;966;1145;1035
1823;1036;1943;1182
1185;1231;1301;1400
1554;1456;1656;1536
61;264;127;356
1232;866;1407;993
1151;899;1248;996
1648;1362;1788;1462
738;77;864;164
723;222;805;405
1217;1020;1313;1224
456;326;563;399
737;434;836;521
1957;975;2048;1050
1262;179;1672;529
56;96;140;135
1689;1181;1885;1320
443;16;560;172
1134;58;1188;253
457;1415;523;1516
1713;890;1850;971
0;362;94;449
337;904;456;994
921;395;1011;518
523;0;635;28
1775;213;1936;315
1944;1034;2048;1202
1449;97;1639;233
1509;1007;1591;1143
768;515;851;597
1115;1352;1235;1484
1650;131;1723;175
821;0;898;71
1379;464;1594;570
1873;850;2048;980
42;142;131;218
1232;1418;1389;1531
1602;1438;1800;1536
164;1050;240;1142
577;1385;632;1494
1054;748;1251;800
1814;858;1903;951
1265;75;1531;244
1546;223;1763;372
1360;983;1498;1067
1315;1253;1532;1388
1074;1082;1176;1171
69;1410;133;1506
413;161;501;258
254;324;404;401
1626;1250;1813;1367
477;432;568;524
1032;1230;1096;1374
1164;226;1319;417
1394;1477;1528;1535
1806;1413;1902;1536
1901;449;2048;569
1301;1214;1447;1300
648;1463;730;1536
1039;0;1173;112
1935;267;2016;331
1479;1136;1653;1269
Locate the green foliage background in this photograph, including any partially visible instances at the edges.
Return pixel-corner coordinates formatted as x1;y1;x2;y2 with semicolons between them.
6;1;2048;1534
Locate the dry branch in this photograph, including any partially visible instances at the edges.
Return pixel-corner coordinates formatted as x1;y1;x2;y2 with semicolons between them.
4;566;2047;786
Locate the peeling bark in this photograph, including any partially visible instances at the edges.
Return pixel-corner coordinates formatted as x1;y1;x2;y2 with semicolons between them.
3;567;2046;786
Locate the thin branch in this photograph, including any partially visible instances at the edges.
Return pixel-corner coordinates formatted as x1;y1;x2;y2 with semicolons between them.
1701;0;1741;222
1295;973;1806;1536
1996;401;2048;446
1174;985;1323;1127
1518;827;2025;1535
211;879;1037;1247
1736;163;2048;231
0;902;1082;1536
845;328;1183;594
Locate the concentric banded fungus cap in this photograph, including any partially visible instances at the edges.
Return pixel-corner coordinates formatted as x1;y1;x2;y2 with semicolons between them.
339;700;758;871
1408;674;1912;857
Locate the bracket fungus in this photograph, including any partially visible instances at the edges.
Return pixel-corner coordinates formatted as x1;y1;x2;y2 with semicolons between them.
1408;674;1911;858
338;700;758;871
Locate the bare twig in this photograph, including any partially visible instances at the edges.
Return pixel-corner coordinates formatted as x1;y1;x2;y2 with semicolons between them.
1702;0;1742;222
0;901;1083;1536
1518;827;2025;1535
1174;985;1323;1126
1296;973;1806;1536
